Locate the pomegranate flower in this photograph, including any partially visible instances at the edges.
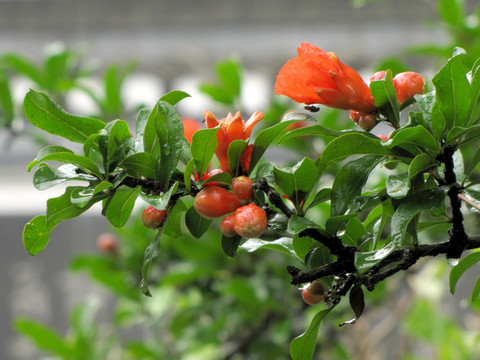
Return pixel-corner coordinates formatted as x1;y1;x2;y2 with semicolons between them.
182;117;202;143
274;42;377;113
204;110;264;173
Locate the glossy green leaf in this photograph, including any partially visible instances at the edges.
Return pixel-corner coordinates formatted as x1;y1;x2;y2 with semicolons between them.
185;206;213;239
354;241;396;274
290;307;334;360
318;133;392;172
278;124;342;143
28;145;74;171
134;108;150;152
152;101;185;187
33;152;103;178
331;155;383;216
162;198;188;238
70;182;112;208
341;218;367;246
274;157;319;208
14;318;69;357
304;188;331;210
449;252;480;294
103;185;142;227
287;215;325;235
409;153;435;179
2;54;44;85
386;173;410;199
370;69;400;126
386;126;439;151
199;171;232;187
46;187;97;231
433;48;472;129
141;182;179;210
140;230;163;296
120;152;157;179
22;215;50;255
325;214;357;235
240;237;298;259
221;235;242;258
217;58;242;99
227;139;248;177
391;188;447;247
191;128;219;177
199;83;233;105
98;119;133;174
249;118;299;174
159;90;191;106
292;235;314;262
33;164;97;190
24;90;105;144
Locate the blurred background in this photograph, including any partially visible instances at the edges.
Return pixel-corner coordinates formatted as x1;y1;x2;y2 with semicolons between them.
1;0;480;359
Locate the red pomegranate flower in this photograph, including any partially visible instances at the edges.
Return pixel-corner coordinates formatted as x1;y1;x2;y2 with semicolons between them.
204;110;263;173
275;42;377;113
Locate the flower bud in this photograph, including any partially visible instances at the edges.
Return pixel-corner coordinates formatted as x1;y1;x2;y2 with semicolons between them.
142;206;168;229
233;203;267;238
194;186;242;219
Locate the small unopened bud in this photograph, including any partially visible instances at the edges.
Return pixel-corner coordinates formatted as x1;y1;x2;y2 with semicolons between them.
358;113;377;131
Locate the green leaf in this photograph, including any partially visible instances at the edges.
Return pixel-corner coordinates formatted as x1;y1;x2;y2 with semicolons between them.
23;90;105;144
438;0;465;26
163;198;188;238
317;133;393;172
221;235;242;258
287;215;325;235
199;83;234;105
304;188;332;210
449;252;480;294
386;173;410;199
14;318;70;357
290;307;334;360
292;235;314;262
141;182;179;210
331;155;383;216
471;277;480;301
240;237;298;259
46;187;98;231
159;90;190;106
191;128;219;177
2;53;44;85
354;241;396;274
120;152;157;179
33;152;103;178
23;215;50;255
249;118;300;174
391;188;447;247
140;230;163;296
152;101;184;187
103;185;142;227
134;108;150;152
409;153;436;179
33;164;97;190
199;171;232;187
227;139;248;177
433;48;473;129
70;182;112;208
279;124;343;143
370;70;400;126
28;145;73;171
274;158;320;209
217;58;242;99
387;126;439;151
185;206;213;238
0;69;14;125
98;119;133;174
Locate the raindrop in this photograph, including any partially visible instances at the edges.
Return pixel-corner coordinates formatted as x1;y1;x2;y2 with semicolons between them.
447;257;459;267
163;144;171;155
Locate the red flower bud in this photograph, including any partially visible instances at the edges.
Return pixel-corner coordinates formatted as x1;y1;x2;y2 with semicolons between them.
232;176;253;201
233;203;267;238
220;214;237;237
194;186;242;219
392;71;425;105
301;281;326;305
142;205;168;229
97;233;119;254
